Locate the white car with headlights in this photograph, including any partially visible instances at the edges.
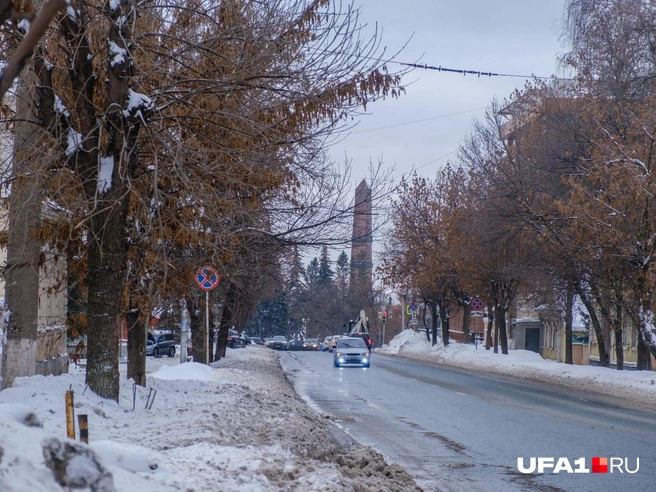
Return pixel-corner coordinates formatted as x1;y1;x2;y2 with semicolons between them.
333;337;370;368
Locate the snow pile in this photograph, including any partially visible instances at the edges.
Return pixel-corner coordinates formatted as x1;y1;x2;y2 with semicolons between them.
0;346;421;491
376;330;656;408
378;329;440;356
149;360;213;381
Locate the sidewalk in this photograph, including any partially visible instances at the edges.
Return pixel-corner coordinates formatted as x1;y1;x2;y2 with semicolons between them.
376;329;656;409
0;345;421;491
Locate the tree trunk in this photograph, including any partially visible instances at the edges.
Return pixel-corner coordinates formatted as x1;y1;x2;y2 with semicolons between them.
84;0;141;402
486;305;493;350
564;284;574;365
216;284;237;360
126;306;146;387
1;64;43;389
198;292;212;364
85;204;128;401
636;329;653;371
187;298;203;362
430;302;438;346
577;288;610;367
216;309;231;361
614;328;624;370
439;302;449;346
462;302;471;343
421;303;430;341
599;292;624;371
497;307;508;354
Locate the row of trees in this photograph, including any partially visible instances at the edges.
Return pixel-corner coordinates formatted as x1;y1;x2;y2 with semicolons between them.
244;246;388;344
380;0;656;370
0;0;405;400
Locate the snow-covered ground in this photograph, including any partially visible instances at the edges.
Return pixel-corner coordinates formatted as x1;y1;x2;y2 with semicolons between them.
3;331;655;492
377;329;656;409
0;345;420;492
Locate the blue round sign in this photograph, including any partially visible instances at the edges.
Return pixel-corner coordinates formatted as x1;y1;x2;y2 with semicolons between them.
196;266;220;291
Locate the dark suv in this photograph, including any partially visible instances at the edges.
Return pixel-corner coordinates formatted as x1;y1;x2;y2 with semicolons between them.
349;332;372;351
146;331;176;357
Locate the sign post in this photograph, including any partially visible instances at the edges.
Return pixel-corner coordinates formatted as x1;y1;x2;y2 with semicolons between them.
195;266;221;364
470;297;486;349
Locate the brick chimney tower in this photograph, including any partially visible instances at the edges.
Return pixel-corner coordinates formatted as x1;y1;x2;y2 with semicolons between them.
350;179;373;305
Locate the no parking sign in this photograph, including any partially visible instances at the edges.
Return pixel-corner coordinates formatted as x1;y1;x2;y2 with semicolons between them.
195;266;220;291
471;297;485;311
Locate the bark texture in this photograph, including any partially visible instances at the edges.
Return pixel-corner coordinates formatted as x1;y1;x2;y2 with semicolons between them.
1;61;43;388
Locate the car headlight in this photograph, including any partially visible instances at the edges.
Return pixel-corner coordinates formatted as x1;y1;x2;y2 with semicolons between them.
335;352;341;357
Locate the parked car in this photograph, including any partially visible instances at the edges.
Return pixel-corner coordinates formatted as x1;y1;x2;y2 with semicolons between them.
288;340;305;351
348;332;372;351
146;331;176;357
303;338;319;351
333;337;370;367
227;329;246;349
247;335;265;345
269;335;289;350
320;336;333;351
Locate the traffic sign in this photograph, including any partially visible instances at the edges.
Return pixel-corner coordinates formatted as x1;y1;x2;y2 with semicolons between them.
471;297;485;311
196;266;221;291
406;302;418;315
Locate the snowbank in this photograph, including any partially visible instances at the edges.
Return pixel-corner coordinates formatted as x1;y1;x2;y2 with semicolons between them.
376;329;656;408
0;346;420;491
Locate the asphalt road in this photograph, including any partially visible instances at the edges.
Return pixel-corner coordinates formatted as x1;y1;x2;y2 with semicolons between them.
279;350;656;492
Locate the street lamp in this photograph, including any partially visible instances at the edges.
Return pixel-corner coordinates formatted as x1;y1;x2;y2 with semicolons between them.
301;318;307;339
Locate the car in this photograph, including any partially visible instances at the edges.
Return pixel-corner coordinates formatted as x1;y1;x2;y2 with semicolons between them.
348;332;373;351
329;334;343;352
320;336;333;351
227;329;246;348
303;338;319;351
146;331;176;357
333;337;370;367
288;340;305;351
269;335;289;350
247;335;265;345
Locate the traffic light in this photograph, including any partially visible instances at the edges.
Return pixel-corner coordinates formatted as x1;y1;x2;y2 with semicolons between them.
382;311;387;323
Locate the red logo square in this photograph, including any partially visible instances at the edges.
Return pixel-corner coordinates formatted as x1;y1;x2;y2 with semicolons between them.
592;457;608;473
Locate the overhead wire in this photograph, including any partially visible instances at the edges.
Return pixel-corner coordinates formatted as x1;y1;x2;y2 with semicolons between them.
341;55;572;182
349;107;486;134
395;61;572;80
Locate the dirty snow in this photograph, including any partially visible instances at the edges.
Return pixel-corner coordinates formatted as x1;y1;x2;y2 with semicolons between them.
0;345;420;492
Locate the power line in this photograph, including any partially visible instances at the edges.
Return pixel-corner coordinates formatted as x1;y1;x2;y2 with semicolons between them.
350;107;486;134
415;150;458;171
395;61;570;81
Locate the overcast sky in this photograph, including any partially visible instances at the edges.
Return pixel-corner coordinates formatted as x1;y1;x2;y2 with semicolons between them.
330;0;568;185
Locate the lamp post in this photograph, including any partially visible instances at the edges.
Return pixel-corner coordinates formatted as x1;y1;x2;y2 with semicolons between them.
301;318;307;339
